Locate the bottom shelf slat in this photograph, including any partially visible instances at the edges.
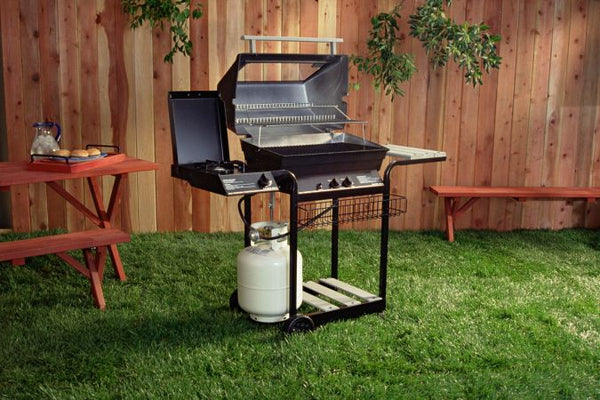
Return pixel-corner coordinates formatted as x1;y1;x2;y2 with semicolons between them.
302;292;340;312
319;277;381;302
304;281;362;306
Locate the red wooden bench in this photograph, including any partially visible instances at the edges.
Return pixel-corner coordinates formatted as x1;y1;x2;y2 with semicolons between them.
0;228;130;309
429;186;600;242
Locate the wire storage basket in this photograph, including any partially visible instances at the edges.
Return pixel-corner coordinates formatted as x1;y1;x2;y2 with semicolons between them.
297;194;407;228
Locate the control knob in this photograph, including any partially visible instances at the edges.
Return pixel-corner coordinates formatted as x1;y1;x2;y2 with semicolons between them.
257;173;272;188
342;176;353;187
329;178;340;189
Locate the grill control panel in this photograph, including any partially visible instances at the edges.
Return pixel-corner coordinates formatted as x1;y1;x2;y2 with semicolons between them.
296;171;383;194
220;171;278;195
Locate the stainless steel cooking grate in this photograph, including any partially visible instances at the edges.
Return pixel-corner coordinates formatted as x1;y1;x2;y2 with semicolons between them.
265;142;373;155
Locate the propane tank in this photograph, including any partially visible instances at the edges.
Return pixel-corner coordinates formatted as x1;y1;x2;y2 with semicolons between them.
237;222;303;323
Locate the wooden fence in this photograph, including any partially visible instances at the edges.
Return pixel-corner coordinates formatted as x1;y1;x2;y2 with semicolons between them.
1;0;599;233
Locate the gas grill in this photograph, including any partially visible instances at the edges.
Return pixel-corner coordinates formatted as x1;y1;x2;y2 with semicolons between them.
170;36;446;333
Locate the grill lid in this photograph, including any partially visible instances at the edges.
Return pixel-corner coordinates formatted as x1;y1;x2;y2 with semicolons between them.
217;53;365;139
168;91;230;165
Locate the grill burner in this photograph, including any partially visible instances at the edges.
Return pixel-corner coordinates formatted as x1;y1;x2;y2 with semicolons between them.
200;160;245;175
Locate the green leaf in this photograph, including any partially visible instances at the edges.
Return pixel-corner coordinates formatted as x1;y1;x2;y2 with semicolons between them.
122;0;203;63
408;0;501;87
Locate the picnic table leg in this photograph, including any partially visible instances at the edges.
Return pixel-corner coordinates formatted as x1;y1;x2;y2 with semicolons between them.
47;177;127;281
87;176;127;281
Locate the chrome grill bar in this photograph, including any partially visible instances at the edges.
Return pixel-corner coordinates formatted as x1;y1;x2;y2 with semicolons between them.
236;114;338;126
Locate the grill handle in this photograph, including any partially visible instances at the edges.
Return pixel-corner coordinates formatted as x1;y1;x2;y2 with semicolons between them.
242;35;343;55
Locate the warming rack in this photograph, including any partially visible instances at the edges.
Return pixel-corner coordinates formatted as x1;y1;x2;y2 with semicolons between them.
234;102;366;127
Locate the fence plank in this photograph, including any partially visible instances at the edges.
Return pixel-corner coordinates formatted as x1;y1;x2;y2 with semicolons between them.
552;0;588;229
38;0;65;230
153;24;176;232
572;0;595;226
133;24;157;232
189;0;211;232
471;0;501;230
20;0;48;231
79;0;104;231
57;0;86;232
299;0;318;53
506;0;537;230
522;0;554;229
583;0;600;227
351;0;378;231
405;0;428;231
437;0;465;230
540;0;569;229
454;0;483;230
388;0;414;231
488;0;519;231
1;0;30;232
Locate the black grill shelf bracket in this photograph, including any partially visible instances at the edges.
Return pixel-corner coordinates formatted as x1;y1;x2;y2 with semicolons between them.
297;194;407;228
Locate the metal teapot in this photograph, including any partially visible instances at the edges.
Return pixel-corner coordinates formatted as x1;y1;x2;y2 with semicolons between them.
31;121;61;155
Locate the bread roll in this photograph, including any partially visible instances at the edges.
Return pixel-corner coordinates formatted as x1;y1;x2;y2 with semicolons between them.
53;149;71;157
86;147;101;156
71;149;89;158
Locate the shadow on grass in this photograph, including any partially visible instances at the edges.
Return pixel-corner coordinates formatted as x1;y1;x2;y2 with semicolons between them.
422;227;600;251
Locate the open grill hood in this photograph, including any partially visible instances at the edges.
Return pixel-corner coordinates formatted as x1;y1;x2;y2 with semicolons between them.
217;53;389;180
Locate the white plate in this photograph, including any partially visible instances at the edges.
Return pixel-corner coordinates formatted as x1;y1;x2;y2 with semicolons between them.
65;153;107;163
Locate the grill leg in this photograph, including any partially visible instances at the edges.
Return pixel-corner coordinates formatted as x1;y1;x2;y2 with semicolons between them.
244;195;252;247
288;186;299;319
331;198;339;279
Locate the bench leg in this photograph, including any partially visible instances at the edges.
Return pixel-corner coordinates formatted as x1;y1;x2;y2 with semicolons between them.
48;178;128;283
83;248;106;310
443;197;481;242
57;248;109;309
444;198;456;242
87;176;127;282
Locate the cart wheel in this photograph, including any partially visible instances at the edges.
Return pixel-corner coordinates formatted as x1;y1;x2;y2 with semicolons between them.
284;315;315;334
229;290;240;311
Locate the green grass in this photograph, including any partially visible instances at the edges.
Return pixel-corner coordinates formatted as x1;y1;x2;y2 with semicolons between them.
1;229;598;399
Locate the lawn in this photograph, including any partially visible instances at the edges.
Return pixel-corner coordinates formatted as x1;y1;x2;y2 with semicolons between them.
0;229;598;399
